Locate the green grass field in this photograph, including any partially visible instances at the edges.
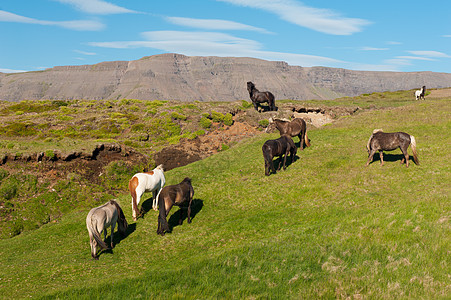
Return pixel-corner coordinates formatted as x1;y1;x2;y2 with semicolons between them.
0;96;449;299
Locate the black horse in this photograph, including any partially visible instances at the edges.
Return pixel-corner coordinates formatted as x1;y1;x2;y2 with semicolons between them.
366;130;419;167
262;135;297;176
157;177;194;236
247;81;276;112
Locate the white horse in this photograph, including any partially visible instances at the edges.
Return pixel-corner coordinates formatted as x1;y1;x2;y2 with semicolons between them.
86;200;128;260
128;164;165;221
415;86;426;100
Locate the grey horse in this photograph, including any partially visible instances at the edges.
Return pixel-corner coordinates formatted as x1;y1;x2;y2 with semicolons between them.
86;200;128;260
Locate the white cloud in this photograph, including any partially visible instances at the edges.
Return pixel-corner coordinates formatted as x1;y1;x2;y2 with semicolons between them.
0;10;105;31
166;17;271;34
407;50;451;58
89;30;342;67
396;56;435;61
74;50;97;55
360;47;389;51
218;0;371;35
0;68;27;73
53;0;137;15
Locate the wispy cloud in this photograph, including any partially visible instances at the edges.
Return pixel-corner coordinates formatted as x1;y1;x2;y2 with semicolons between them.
218;0;371;35
74;50;97;55
407;50;451;58
0;10;104;31
0;68;28;73
360;47;389;51
396;56;435;61
89;30;342;67
166;17;272;34
53;0;138;15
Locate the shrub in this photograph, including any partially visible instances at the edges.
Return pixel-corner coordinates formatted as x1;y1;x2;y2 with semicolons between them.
224;113;233;126
200;117;212;129
258;119;269;127
171;111;187;121
211;111;225;123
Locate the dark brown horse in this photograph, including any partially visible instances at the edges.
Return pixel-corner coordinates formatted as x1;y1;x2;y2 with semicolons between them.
247;81;276;111
157;177;194;236
267;117;310;150
366;129;419;167
262;135;297;176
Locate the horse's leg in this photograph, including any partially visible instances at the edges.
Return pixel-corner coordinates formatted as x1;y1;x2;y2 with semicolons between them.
110;223;115;249
366;149;376;166
152;190;158;211
282;152;288;170
277;154;283;170
298;133;304;150
379;151;384;166
400;146;409;167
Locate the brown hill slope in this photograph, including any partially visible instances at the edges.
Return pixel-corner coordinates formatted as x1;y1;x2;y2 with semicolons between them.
1;53;450;102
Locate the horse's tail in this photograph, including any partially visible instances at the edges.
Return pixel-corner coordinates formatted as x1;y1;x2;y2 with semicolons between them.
304;130;311;147
158;192;169;232
90;217;109;249
410;135;419;165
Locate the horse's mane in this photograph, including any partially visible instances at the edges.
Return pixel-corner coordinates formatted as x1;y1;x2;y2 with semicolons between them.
110;200;126;221
155;164;164;171
372;129;383;134
182;177;192;184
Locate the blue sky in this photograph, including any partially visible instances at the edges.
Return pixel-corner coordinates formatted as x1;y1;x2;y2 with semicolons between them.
1;0;450;73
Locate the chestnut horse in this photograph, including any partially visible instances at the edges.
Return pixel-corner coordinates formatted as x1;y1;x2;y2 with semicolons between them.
267;117;310;150
129;164;165;221
262;135;297;176
157;177;194;236
366;129;419;167
247;81;276;111
86;200;128;260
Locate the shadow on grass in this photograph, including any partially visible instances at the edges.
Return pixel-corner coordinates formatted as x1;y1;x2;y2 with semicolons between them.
367;153;418;165
101;222;137;258
166;199;204;233
267;154;299;176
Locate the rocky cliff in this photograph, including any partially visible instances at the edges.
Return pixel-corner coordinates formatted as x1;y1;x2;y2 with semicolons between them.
1;53;450;102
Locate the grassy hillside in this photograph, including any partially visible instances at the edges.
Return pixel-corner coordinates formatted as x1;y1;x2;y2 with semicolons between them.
0;94;449;298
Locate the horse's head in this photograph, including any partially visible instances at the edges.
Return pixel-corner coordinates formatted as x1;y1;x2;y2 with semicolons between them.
247;81;255;92
156;164;164;171
111;200;128;234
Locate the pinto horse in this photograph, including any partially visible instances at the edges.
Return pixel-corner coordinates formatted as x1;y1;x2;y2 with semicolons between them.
366;129;419;167
247;81;276;111
262;135;297;176
86;200;128;260
267;117;310;150
129;164;165;221
157;177;194;236
415;86;426;100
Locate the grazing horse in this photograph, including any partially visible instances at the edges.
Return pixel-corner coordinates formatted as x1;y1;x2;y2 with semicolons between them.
266;117;311;150
262;135;297;176
247;81;276;111
129;164;165;221
157;177;194;236
366;129;419;167
415;86;426;100
86;200;128;260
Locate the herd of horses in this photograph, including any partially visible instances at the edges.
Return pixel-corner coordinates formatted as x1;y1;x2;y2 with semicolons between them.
86;82;424;259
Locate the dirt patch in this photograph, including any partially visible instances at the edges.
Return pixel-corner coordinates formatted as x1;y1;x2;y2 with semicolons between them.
427;88;451;98
154;121;260;170
0;143;149;184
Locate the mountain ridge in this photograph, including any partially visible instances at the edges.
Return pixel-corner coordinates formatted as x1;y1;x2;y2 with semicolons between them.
1;53;450;102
